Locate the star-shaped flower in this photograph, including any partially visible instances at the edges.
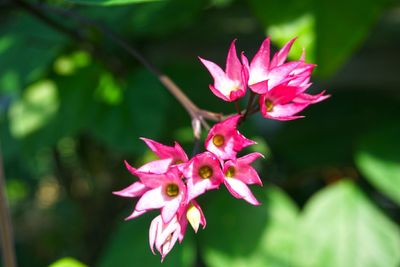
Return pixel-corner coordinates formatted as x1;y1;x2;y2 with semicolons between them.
199;40;248;102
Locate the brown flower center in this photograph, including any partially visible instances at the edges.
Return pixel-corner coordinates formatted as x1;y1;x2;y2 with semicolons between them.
225;166;235;177
174;159;184;165
198;166;213;179
265;99;274;112
165;183;179;197
212;134;225;147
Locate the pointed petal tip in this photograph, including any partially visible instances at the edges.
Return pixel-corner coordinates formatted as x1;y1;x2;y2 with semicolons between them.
198;56;208;64
112;192;121;197
253;200;262;206
124;160;137;174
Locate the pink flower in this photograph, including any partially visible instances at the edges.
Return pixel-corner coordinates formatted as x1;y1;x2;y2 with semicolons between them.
149;215;181;261
243;37;305;94
205;115;255;160
126;169;187;223
113;159;174;219
177;200;206;242
183;151;224;201
113;159;171;202
259;82;329;121
240;37;329;120
223;152;264;205
258;84;308;120
141;138;188;165
199;40;248;102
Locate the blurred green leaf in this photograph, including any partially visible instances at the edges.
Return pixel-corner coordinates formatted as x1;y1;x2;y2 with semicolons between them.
89;68;170;154
98;215;195;267
64;0;161;6
49;257;87;267
0;14;65;94
127;0;203;38
95;72;123;105
249;0;389;76
200;186;298;267
296;180;400;267
355;124;400;205
6;179;29;206
209;0;234;8
9;80;59;138
269;91;400;169
53;51;91;76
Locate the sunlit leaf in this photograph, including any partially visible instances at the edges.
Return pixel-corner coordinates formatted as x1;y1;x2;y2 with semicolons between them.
200;186;298;267
249;0;390;76
297;180;400;267
95;72;123;105
355;124;400;205
9;80;59;138
48;257;87;267
53;51;91;76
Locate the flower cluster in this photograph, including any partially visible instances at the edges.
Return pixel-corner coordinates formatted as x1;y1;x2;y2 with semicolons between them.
114;37;328;261
114;115;262;260
200;37;329;120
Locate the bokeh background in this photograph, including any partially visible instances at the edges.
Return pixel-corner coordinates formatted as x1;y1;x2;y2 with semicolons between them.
1;0;400;266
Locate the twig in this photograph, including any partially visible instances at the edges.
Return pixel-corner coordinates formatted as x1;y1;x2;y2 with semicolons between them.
0;143;17;267
242;91;256;121
234;100;241;115
12;0;84;42
14;0;222;138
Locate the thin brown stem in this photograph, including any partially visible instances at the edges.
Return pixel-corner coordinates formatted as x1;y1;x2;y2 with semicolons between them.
234;101;241;115
0;143;17;267
242;91;256;121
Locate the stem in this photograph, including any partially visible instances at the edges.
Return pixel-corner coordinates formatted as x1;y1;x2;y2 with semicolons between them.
0;143;17;267
234;101;241;115
242;91;256;120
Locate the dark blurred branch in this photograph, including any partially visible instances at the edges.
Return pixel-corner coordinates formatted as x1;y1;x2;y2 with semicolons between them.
12;0;84;42
0;143;17;267
14;0;223;140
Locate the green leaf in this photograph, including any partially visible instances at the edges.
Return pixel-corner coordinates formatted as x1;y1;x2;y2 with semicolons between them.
200;186;298;267
269;91;400;169
8;80;59;138
98;215;195;267
127;0;203;38
297;180;400;267
48;257;87;267
89;68;170;154
0;14;65;94
249;0;389;77
64;0;162;6
355;124;400;205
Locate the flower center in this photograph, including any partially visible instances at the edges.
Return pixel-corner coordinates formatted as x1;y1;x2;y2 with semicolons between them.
165;183;179;197
225;166;235;177
212;134;224;147
174;159;184;165
264;99;274;112
198;166;213;179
